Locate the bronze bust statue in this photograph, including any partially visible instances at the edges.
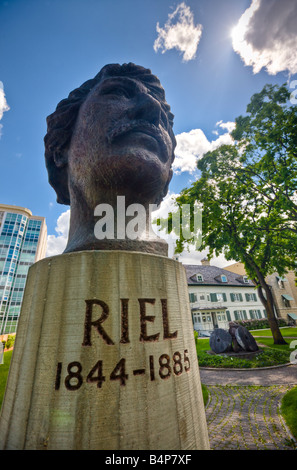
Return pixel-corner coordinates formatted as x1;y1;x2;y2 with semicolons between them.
44;63;176;255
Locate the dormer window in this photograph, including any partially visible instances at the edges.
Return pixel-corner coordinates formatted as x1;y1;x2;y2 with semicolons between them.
276;276;286;289
243;276;249;284
282;294;293;307
196;274;203;282
221;275;227;283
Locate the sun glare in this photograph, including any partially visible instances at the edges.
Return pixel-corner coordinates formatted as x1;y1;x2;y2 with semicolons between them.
230;25;241;46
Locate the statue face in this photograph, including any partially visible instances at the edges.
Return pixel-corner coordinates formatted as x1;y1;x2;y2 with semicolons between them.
67;75;174;206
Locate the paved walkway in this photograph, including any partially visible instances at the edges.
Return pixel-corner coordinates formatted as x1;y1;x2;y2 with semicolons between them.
200;364;297;450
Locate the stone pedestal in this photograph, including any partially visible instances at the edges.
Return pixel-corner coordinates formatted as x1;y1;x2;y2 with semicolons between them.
0;251;209;450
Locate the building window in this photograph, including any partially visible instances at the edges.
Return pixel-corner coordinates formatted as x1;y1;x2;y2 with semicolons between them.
249;309;262;319
189;293;197;303
196;274;203;282
277;276;286;289
282;294;293;308
243;276;249;283
193;314;201;324
245;293;257;302
221;275;227;282
230;293;243;302
210;293;227;302
234;310;247;320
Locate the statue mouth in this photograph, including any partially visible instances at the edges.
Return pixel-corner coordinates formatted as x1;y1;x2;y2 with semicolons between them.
106;120;169;163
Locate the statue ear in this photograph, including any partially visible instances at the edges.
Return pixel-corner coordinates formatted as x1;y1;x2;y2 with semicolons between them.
53;150;68;168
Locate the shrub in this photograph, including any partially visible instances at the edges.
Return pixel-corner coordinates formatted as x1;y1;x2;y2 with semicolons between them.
235;318;287;330
194;330;199;346
197;347;290;368
4;335;15;350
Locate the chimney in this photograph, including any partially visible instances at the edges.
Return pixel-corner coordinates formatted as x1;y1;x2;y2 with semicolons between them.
201;258;210;266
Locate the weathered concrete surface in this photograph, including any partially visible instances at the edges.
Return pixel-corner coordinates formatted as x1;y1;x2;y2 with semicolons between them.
0;251;209;450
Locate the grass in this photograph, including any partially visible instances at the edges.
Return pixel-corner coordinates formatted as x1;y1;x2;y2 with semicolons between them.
254;337;295;350
250;328;297;354
281;386;297;441
0;350;13;410
251;327;297;338
201;384;209;406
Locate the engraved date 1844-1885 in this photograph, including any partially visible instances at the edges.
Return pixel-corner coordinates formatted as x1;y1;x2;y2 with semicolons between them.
55;350;191;391
54;297;191;391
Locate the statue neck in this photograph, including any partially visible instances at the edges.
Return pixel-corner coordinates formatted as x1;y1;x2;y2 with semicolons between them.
64;192;168;256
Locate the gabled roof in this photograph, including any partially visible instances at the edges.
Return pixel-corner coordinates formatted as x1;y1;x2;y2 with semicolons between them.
184;264;254;287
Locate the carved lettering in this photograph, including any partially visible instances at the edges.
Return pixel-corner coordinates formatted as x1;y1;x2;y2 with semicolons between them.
120;298;130;344
82;297;178;345
149;355;155;381
82;299;115;346
55;349;191;391
138;298;160;342
161;299;178;340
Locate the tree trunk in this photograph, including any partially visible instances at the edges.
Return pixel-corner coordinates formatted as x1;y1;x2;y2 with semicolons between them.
257;284;287;345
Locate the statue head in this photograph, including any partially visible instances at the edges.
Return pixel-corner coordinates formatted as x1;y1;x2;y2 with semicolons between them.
44;63;176;208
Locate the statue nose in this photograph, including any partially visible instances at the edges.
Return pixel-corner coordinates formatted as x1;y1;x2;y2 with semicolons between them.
128;93;161;125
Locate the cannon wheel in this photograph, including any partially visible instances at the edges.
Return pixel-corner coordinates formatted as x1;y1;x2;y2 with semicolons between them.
209;328;232;354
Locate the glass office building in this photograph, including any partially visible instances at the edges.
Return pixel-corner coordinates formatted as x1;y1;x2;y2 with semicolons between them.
0;204;47;335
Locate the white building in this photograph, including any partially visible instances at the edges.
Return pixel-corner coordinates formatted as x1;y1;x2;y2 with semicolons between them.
184;262;267;335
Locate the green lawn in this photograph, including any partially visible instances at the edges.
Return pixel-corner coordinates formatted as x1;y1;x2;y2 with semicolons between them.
250;328;297;352
0;350;12;410
254;337;295;350
251;327;297;338
281;386;297;441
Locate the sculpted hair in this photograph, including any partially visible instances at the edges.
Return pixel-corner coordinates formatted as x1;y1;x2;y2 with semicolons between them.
44;63;176;205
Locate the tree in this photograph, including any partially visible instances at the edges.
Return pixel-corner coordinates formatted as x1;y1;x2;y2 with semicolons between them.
232;84;297;229
165;84;297;345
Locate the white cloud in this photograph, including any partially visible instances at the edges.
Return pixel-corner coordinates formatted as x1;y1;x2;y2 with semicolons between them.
46;209;70;257
154;2;202;62
216;120;236;133
0;82;9;120
151;192;180;256
179;246;233;268
0;81;10;137
173;122;235;174
232;0;297;75
152;191;179;220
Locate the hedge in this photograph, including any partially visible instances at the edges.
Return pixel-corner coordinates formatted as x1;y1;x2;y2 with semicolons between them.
235;318;287;330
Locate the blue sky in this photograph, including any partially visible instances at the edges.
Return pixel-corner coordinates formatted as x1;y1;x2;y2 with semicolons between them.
0;0;296;263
